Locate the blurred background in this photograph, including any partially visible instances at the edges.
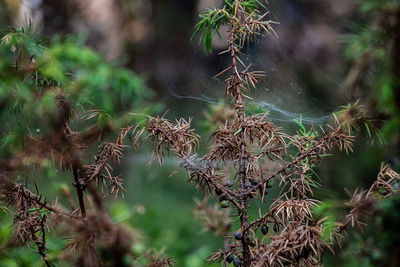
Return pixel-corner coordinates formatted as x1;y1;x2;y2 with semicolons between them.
0;0;399;266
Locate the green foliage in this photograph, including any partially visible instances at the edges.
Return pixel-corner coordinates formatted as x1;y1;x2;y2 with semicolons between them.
294;115;318;139
313;202;340;243
360;0;400;13
343;0;399;141
192;0;268;52
222;0;267;12
192;8;230;52
245;103;268;116
0;27;159;156
38;41;152;112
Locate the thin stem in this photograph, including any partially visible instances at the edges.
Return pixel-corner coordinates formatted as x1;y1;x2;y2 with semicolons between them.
31;225;52;267
229;3;251;264
72;165;86;218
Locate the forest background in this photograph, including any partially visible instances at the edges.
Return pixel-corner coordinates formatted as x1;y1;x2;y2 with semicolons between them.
0;0;399;266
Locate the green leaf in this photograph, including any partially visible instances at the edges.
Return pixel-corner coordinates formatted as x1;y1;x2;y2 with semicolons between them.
234;128;242;136
205;28;212;52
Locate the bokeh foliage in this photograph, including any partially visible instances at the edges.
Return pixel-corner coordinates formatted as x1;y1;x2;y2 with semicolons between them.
0;27;157;156
319;0;400;265
343;0;400;140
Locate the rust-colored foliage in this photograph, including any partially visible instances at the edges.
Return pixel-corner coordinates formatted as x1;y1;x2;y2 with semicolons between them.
142;116;200;164
133;1;399;266
0;89;170;265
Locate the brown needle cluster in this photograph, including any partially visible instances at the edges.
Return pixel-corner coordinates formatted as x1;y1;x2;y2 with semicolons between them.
141;115;200;164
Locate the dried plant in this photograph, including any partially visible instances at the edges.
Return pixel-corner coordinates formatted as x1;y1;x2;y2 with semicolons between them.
131;1;398;266
142;115;200;164
0;29;170;266
0;96;170;266
332;163;400;248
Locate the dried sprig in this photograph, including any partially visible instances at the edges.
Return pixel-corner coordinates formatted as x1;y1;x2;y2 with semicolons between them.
85;142;127;198
337;163;400;234
255;221;329;266
270;198;319;225
143;115;200;164
1;174;79;266
370;162;400;197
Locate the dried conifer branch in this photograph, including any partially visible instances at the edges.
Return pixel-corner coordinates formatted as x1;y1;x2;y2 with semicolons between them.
269;198;319;225
72;165;87;218
134;1;394;266
336;163;400;237
146;253;174;267
181;156;241;209
143;116;200;164
84;142;127;198
255;221;329;266
1;173;81;265
0;90;172;265
1;174;81;220
244;123;354;197
369;162;400;197
140;1;352;266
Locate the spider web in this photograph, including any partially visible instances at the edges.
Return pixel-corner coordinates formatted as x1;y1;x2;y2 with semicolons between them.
160;32;346;126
